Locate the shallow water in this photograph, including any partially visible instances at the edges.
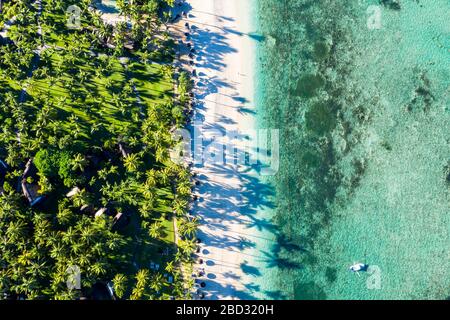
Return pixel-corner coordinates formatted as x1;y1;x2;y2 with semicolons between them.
253;0;450;299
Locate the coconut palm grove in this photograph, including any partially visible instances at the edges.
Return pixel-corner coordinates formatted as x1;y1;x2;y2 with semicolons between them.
0;0;196;300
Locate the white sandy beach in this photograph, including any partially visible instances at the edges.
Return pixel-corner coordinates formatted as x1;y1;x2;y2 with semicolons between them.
175;0;271;299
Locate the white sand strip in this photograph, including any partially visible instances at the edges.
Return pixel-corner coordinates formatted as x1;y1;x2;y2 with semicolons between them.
183;0;262;300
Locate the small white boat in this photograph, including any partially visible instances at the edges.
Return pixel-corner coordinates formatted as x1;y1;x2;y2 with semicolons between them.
349;263;367;272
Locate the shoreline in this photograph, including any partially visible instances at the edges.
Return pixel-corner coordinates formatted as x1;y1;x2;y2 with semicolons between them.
176;0;274;299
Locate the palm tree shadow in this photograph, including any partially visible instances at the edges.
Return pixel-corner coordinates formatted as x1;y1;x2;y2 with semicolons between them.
180;4;295;300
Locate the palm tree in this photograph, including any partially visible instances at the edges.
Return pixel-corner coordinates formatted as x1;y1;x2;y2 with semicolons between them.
177;182;191;198
141;186;156;202
136;269;149;287
89;261;107;277
138;201;154;219
150;273;165;293
165;260;175;274
62;227;77;245
178;238;196;258
173;279;188;299
49;242;66;260
72;189;91;208
130;269;149;300
145;169;157;187
123;153;141;173
140;51;151;65
33;218;51;246
159;168;170;185
160;65;174;79
155;147;169;164
113;273;128;299
178;217;198;238
71;154;88;172
173;198;188;216
27;257;48;277
104;78;114;91
148;221;162;239
77;252;90;268
80;225;95;245
6;220;27;244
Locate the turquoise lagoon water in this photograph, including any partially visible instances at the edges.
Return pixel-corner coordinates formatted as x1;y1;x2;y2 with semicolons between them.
250;0;450;299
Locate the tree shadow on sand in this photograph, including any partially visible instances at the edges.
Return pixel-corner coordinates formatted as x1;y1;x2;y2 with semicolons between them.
178;3;304;300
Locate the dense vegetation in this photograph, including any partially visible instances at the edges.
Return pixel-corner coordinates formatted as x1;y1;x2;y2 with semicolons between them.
0;0;196;300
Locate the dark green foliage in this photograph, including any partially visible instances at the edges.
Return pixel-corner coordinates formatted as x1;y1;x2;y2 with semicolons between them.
58;151;81;187
34;149;60;178
34;149;81;187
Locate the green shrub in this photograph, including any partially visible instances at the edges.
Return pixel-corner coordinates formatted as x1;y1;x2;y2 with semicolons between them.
2;181;12;193
34;149;59;178
34;149;83;187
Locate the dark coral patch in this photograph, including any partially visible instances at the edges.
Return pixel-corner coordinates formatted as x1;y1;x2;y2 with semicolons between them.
305;101;337;136
295;74;325;98
294;281;327;300
313;41;330;61
380;0;401;10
